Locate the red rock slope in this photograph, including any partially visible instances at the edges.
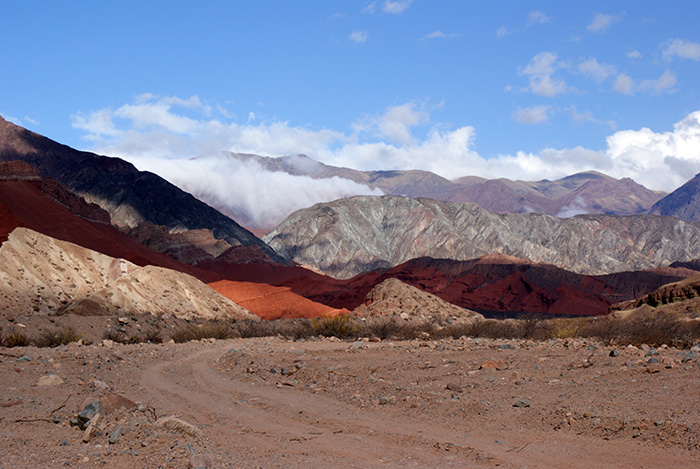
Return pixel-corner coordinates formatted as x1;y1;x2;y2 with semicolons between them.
207;280;348;320
0;161;220;283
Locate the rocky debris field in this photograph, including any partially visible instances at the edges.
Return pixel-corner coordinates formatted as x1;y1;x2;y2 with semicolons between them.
1;336;700;468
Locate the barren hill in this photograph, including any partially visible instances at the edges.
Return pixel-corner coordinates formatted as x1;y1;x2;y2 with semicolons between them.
207;280;348;320
648;171;700;222
265;195;700;279
0;227;255;321
0;161;220;283
354;278;483;323
0;117;281;262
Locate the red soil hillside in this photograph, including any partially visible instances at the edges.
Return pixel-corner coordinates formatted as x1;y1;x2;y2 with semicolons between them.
271;255;691;317
207;280;348;320
0;163;220;283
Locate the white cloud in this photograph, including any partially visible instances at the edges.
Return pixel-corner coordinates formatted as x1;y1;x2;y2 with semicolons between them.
353;101;430;145
557;195;589;218
496;26;509;38
614;73;634;95
383;0;412;14
639;70;677;95
528;10;552;25
73;95;700;226
512;106;550;125
349;30;368;43
612;71;675;96
362;2;377;13
520;52;567;97
577;57;616;83
425;31;446;39
627;49;642;60
424;30;458;40
567;106;617;130
125;155;383;228
663;38;700;61
587;13;620;33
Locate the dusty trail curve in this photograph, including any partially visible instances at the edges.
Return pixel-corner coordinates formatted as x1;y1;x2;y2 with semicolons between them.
138;338;700;468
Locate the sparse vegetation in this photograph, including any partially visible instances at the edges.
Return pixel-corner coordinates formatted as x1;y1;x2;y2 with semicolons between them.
1;329;30;348
170;321;234;343
34;328;81;348
311;314;358;339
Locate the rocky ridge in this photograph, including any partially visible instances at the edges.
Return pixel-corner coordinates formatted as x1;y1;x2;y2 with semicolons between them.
0;117;282;262
222;152;664;218
0;227;255;321
648;171;700;223
265;195;700;279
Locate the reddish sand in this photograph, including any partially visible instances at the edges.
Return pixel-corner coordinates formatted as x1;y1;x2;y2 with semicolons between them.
207;280;348;319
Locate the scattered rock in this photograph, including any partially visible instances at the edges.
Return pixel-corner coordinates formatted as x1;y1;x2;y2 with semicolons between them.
682;350;697;363
81;413;103;442
609;349;620;357
37;374;64;386
156;416;202;438
108;425;123;444
513;399;531;408
445;383;463;393
479;360;507;370
189;453;214;468
77;401;105;430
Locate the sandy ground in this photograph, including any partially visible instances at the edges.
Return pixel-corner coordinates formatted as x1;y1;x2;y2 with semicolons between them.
1;336;699;468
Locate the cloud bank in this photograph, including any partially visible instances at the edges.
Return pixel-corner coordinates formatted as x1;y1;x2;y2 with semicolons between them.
72;94;700;226
126;155;382;228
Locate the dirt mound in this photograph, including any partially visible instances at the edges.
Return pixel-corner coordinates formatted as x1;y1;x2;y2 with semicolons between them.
0;227;254;321
355;278;482;323
207;280;348;320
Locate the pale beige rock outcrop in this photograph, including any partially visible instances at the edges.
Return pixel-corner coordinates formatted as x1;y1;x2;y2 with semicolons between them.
355;278;483;323
0;227;255;320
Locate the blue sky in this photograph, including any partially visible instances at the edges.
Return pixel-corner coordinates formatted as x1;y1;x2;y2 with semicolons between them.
2;1;700;198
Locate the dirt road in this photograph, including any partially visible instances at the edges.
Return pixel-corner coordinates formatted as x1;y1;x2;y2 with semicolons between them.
2;337;700;467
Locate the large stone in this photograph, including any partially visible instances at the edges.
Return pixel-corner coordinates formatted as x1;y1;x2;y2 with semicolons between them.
37;374;64;386
77;401;105;430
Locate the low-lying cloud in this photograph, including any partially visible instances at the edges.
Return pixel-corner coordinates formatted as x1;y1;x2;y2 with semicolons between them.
72;94;700;227
126;155;383;229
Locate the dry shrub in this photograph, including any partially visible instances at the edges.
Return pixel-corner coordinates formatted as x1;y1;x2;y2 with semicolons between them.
35;328;81;348
171;321;233;343
143;328;163;344
358;317;433;340
2;330;30;348
233;319;276;338
311;314;358;339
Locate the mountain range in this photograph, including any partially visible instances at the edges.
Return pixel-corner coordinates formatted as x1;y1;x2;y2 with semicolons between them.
0;116;282;262
2;116;700;321
264;194;700;279
215;152;666;225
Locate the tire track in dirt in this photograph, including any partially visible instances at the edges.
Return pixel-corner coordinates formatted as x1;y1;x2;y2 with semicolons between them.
140;340;700;468
140;342;503;467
